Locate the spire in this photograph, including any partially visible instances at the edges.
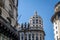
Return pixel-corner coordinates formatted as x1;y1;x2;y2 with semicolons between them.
34;11;38;15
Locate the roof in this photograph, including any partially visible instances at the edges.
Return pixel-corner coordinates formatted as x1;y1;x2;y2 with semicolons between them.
55;1;60;8
51;11;60;23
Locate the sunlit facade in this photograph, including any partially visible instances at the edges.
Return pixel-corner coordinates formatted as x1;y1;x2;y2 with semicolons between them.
18;11;45;40
0;0;19;40
51;1;60;40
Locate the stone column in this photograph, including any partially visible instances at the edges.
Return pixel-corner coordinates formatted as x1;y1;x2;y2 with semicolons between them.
38;33;40;40
34;33;36;40
23;33;25;40
20;33;21;40
27;33;29;40
31;33;32;40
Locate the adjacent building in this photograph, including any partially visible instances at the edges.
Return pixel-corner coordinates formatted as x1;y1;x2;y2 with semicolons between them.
51;1;60;40
0;0;19;40
18;11;45;40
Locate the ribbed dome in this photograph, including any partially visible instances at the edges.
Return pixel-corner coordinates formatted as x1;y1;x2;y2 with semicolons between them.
29;11;43;30
30;11;42;20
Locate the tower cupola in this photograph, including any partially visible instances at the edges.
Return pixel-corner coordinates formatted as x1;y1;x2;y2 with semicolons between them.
29;11;43;30
55;1;60;12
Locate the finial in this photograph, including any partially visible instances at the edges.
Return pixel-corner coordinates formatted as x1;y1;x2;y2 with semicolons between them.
34;11;38;15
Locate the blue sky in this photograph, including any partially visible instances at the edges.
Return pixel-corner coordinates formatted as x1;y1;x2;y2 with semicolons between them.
18;0;60;40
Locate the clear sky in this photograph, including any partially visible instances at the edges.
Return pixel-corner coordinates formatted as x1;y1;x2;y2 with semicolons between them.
18;0;60;40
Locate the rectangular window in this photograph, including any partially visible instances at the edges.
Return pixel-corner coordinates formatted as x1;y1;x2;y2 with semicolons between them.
29;34;31;40
25;34;27;40
57;36;58;40
21;34;23;40
33;20;35;24
39;20;41;24
36;33;38;40
36;19;38;23
32;34;34;40
40;34;42;40
56;31;58;34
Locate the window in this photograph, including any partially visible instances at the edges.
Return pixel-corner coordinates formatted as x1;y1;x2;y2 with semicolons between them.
56;26;57;29
36;33;38;40
36;19;38;21
56;31;58;34
33;17;35;18
33;21;35;24
29;34;31;40
36;21;38;24
40;34;42;40
21;34;23;40
57;36;58;40
39;20;41;24
36;16;38;18
25;34;27;40
58;14;60;20
40;37;42;40
36;19;38;23
36;25;38;27
32;34;34;40
33;20;35;24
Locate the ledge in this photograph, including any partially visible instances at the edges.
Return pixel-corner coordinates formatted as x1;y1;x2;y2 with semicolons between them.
0;16;19;40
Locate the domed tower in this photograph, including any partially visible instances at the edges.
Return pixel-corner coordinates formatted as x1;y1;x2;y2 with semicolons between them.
51;1;60;40
29;11;43;30
19;11;45;40
29;11;45;40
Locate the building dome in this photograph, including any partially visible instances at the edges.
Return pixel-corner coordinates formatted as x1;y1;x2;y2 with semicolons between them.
55;1;60;12
29;11;43;30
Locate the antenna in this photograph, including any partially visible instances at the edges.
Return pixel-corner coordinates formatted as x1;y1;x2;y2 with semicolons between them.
18;14;22;21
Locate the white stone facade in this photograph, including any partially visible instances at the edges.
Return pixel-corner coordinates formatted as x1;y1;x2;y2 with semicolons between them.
19;11;45;40
51;2;60;40
0;0;18;27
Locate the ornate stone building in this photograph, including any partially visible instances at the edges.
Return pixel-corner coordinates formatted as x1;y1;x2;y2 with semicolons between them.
51;1;60;40
0;0;19;40
18;11;45;40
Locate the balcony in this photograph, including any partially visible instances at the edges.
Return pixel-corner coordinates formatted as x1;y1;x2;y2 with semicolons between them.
0;16;20;40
